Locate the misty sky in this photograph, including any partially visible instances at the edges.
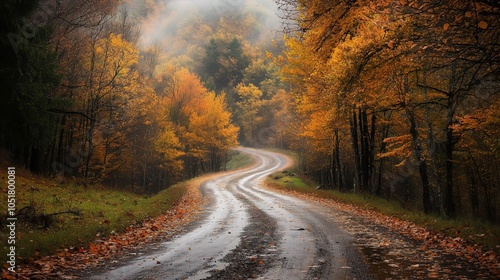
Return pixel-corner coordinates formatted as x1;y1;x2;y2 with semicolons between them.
125;0;281;47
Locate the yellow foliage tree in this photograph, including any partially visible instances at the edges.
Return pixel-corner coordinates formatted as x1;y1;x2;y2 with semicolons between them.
154;68;239;175
187;92;239;172
235;83;264;146
83;33;140;180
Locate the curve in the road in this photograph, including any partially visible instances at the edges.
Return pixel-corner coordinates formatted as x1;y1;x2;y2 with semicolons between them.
92;148;370;280
234;148;371;279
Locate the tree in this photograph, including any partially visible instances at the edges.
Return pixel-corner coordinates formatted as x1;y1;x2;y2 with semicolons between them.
0;0;61;172
44;0;127;179
155;68;239;176
0;0;244;194
73;32;139;180
268;89;298;149
235;83;265;146
398;0;499;217
186;92;239;172
199;37;250;93
277;0;499;220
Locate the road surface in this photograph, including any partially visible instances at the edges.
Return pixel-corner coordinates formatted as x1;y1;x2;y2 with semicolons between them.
92;148;371;279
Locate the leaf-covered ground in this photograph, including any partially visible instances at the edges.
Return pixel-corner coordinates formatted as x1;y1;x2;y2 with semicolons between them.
1;154;251;279
4;165;498;279
266;185;500;279
1;177;206;280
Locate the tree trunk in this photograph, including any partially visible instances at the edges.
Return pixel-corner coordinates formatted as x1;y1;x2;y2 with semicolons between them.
403;75;432;213
30;147;42;174
359;108;369;191
407;108;432;214
444;104;455;218
334;129;343;190
350;108;361;192
443;63;457;218
375;114;390;196
422;70;444;215
369;113;376;193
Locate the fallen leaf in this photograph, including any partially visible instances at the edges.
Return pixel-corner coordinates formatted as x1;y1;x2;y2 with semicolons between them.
89;244;99;255
428;272;439;278
478;21;488;29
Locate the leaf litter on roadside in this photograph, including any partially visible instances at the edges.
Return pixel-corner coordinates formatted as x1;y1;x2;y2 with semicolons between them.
266;186;500;279
1;181;205;280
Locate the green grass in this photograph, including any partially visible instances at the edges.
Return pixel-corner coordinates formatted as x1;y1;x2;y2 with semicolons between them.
0;151;255;263
0;174;187;263
224;150;253;171
267;170;500;254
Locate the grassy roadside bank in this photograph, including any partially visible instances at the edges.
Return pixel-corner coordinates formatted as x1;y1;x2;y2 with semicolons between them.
225;149;253;171
265;149;499;254
0;174;187;263
0;150;251;263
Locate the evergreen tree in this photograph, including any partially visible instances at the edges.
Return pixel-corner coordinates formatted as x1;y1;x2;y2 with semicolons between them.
0;0;61;172
199;37;250;93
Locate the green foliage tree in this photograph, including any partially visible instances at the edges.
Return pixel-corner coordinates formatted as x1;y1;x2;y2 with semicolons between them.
235;83;264;146
199;37;250;93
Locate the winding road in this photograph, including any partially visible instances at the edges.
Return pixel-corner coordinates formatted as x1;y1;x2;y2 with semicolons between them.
93;148;371;279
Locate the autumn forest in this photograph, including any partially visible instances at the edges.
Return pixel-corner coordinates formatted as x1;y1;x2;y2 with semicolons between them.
1;0;498;224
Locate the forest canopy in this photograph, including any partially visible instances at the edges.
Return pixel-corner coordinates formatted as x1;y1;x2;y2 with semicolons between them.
0;0;265;192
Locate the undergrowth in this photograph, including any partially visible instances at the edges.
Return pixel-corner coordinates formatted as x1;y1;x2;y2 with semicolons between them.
266;169;499;254
224;149;253;171
0;174;187;263
0;150;253;263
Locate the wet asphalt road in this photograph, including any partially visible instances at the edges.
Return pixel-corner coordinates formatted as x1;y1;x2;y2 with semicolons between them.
92;148;371;280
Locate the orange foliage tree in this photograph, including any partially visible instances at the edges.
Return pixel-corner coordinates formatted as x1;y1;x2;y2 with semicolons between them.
277;0;499;220
12;1;242;193
155;68;239;177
